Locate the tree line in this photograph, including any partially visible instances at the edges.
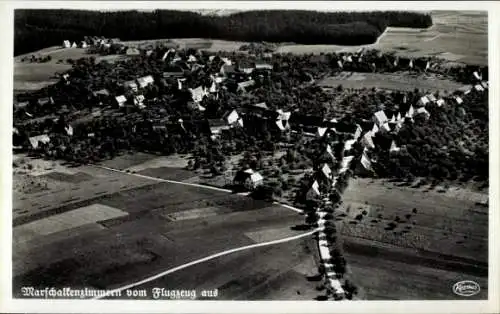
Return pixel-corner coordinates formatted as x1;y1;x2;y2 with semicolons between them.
14;9;432;55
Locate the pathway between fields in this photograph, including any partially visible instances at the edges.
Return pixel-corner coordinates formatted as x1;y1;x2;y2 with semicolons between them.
93;228;319;299
94;165;304;213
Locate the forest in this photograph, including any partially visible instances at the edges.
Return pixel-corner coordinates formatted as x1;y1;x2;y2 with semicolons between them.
14;9;432;55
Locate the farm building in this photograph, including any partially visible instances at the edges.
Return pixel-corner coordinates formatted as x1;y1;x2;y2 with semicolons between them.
275;119;290;132
220;64;236;76
306;180;321;200
415;107;430;119
80;41;88;48
233;169;264;190
317;127;328;138
137;75;154;88
124;80;138;92
64;125;74;136
134;95;145;107
71;42;77;48
29;134;50;149
223;110;243;127
320;163;333;180
417;96;430;107
373;110;388;126
238;61;255;74
126;47;140;56
390;141;401;153
427;94;437;102
237;80;256;93
190;86;207;103
115;95;127;107
63;40;71;48
361;132;375;149
255;63;273;71
276;109;291;122
163;70;185;78
37;97;54;106
93;89;110;97
436;99;445;107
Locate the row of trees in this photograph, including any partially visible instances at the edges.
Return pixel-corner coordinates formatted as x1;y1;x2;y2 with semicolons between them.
15;9;432;55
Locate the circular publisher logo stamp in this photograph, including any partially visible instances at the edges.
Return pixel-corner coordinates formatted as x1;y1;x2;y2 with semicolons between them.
453;280;480;297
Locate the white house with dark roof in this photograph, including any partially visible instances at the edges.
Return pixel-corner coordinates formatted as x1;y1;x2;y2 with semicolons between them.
233;169;264;190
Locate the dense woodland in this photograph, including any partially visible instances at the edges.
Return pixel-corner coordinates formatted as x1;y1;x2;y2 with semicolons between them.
14;9;432;55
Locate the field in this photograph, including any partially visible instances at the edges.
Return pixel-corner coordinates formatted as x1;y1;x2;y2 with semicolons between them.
12;156;316;299
337;178;488;300
14;47;123;93
277;11;488;65
319;72;468;92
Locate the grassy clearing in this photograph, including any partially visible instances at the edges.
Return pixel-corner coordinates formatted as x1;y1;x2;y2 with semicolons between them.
319;72;467;92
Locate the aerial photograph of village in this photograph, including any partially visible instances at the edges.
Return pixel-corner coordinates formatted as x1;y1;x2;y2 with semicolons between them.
11;8;489;301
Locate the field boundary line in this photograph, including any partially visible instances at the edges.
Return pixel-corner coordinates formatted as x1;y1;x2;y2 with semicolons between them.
94;165;233;193
93;228;319;299
93;165;304;214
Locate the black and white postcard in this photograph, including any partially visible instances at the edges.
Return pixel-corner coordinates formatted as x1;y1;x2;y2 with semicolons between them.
1;1;498;313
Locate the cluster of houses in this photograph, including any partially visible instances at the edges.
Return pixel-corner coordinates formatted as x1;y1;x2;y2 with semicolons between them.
62;37;121;49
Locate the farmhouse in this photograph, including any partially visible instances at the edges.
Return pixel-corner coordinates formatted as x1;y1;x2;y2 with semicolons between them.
93;89;110;97
427;94;437;102
126;47;140;56
115;95;127;107
255;63;273;71
163;70;185;78
233;169;264;190
64;125;74;136
80;41;88;48
37;97;54;106
137;75;154;88
29;134;50;149
237;80;256;93
307;180;321;199
276;109;291;121
220;64;236;76
63;40;71;48
415;107;430;119
320;163;333;180
223;109;243;127
361;132;375;149
373;110;388;126
417;96;430;107
134;95;145;107
238;61;255;74
275;119;290;131
124;80;138;92
190;86;207;103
